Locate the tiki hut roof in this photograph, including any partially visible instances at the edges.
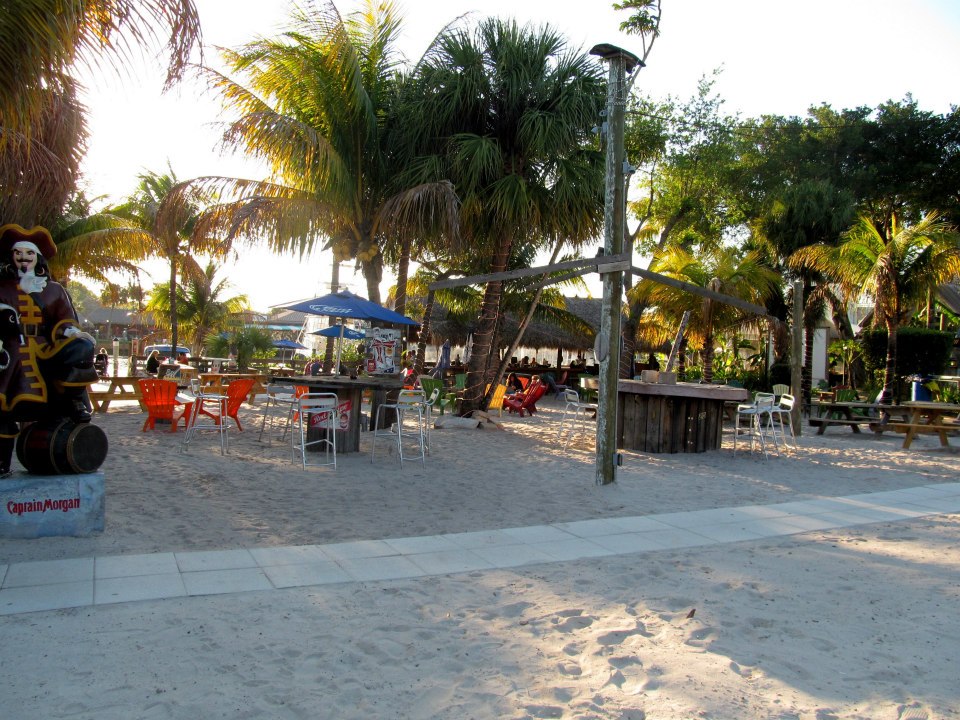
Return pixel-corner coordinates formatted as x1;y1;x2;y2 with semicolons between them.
423;296;601;351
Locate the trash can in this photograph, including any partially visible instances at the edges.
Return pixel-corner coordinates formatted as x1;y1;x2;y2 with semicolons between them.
910;376;932;402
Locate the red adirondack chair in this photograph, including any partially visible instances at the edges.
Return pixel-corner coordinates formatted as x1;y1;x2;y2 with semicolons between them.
503;378;547;417
139;378;192;432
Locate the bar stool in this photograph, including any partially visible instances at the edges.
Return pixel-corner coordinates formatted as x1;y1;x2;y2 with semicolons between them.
557;388;597;449
259;383;307;445
371;389;425;466
733;392;778;458
292;392;339;469
421;387;442;454
180;385;229;455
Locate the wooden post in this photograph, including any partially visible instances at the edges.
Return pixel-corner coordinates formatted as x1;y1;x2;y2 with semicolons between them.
591;44;639;486
664;311;691;373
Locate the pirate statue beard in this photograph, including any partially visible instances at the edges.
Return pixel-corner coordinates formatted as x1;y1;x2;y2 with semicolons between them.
17;263;47;294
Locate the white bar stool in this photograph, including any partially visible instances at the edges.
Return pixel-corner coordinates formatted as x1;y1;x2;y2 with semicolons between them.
180;384;229;455
292;392;339;469
371;389;425;466
557;388;597;449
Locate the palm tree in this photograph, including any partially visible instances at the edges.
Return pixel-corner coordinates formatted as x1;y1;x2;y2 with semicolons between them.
176;0;456;306
100;169;229;360
1;0;201;147
791;212;960;403
145;261;249;353
407;18;606;412
641;246;780;383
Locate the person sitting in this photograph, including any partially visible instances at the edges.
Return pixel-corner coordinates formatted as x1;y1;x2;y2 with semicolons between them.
506;372;524;394
539;372;560;395
520;356;531;370
145;349;161;375
94;347;109;377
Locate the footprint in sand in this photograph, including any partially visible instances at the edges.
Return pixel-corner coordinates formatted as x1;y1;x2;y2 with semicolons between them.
557;615;594;632
729;661;763;681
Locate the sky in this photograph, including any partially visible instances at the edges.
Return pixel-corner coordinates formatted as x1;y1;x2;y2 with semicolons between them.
76;0;960;312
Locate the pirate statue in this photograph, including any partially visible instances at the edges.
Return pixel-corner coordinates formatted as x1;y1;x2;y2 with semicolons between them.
0;224;98;476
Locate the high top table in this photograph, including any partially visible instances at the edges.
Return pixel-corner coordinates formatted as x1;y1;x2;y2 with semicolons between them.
270;374;405;453
617;380;749;453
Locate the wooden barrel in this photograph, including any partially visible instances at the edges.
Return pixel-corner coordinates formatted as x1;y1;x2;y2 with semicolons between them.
15;419;109;475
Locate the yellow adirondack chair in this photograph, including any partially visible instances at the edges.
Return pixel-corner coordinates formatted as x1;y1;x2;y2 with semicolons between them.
485;383;508;417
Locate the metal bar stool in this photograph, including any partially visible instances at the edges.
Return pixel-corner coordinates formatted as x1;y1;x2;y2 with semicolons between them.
259;383;306;445
180;384;229;455
557;388;597;449
292;392;339;469
371;389;425;466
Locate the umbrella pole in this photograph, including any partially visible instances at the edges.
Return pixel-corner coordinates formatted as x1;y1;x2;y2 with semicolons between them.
334;320;345;374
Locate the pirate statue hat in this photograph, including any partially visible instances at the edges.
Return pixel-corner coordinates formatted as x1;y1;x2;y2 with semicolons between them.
0;223;57;259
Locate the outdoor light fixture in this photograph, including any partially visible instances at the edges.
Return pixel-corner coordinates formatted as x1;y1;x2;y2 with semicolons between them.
588;43;643;74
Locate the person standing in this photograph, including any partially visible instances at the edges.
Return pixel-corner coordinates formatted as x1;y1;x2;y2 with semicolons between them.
431;339;451;379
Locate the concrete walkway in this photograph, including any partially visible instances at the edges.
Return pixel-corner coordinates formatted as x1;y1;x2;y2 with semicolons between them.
3;482;959;616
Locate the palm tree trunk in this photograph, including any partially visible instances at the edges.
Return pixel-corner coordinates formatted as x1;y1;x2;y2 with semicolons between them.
702;333;714;383
484;239;565;403
361;254;383;305
322;261;341;374
414;288;436;376
462;239;512;415
880;321;898;404
169;255;179;358
394;236;411;318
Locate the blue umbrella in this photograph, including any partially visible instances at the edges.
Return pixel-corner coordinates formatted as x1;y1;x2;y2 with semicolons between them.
143;344;190;355
284;290;417;371
283;290;419;326
272;338;308;350
312;325;365;340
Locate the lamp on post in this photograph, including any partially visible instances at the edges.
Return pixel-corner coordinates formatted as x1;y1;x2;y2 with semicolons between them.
590;42;642;486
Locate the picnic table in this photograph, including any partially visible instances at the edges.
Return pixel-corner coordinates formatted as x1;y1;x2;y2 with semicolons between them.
88;376;146;412
888;401;960;449
808;401;907;435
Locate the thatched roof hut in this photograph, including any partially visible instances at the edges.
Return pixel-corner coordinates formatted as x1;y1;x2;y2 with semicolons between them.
422;296;601;352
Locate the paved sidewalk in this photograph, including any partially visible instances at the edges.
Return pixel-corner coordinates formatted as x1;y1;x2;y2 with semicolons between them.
3;482;959;617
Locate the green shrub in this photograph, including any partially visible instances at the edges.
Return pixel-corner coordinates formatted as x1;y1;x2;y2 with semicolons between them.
769;362;791;387
858;327;954;377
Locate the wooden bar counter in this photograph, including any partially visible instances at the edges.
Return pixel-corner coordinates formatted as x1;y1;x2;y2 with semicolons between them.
271;374;405;453
617;380;748;453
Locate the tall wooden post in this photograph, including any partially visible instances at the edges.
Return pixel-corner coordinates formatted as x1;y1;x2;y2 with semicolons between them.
590;44;641;486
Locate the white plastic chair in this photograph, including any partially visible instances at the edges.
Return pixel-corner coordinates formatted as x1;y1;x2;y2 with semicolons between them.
292;392;339;469
371;389;425;466
557;388;598;449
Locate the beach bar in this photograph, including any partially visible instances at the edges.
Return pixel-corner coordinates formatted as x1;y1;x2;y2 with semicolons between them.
617;380;748;453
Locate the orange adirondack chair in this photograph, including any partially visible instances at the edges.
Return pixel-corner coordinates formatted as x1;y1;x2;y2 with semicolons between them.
198;377;257;430
139;378;192;432
503;379;547;417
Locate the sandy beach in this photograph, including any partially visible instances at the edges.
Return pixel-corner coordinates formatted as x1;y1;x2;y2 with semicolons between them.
1;394;959;719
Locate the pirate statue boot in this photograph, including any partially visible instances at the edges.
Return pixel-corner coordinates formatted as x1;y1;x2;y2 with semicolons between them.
0;420;17;477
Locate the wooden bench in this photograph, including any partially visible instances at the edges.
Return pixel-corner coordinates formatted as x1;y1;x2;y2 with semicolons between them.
808;416;876;434
885;423;954;449
88;376;146;412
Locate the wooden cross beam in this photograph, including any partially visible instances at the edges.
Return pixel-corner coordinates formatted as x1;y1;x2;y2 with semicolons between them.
426;253;632;291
